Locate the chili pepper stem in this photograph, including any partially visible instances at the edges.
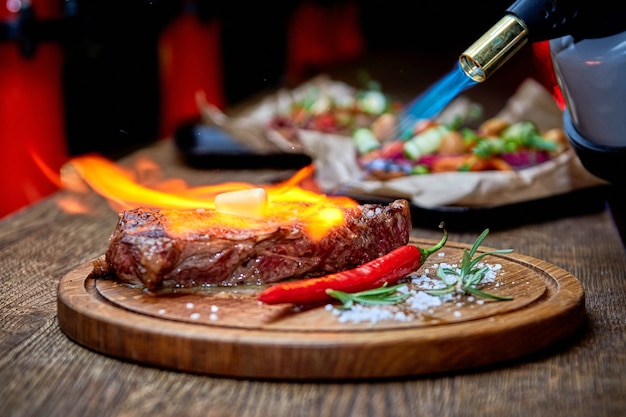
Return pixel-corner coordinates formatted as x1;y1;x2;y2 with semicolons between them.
420;222;448;262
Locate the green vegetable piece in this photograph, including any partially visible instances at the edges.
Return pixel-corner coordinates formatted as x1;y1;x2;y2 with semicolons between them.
300;86;321;110
473;137;513;158
353;128;381;154
411;165;430;175
403;125;450;160
358;90;388;115
501;121;539;143
502;121;558;151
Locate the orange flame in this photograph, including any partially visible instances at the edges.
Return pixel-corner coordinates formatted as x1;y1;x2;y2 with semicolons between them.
61;154;358;240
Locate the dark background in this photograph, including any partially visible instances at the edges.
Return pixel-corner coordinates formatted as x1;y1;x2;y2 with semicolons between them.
5;0;515;158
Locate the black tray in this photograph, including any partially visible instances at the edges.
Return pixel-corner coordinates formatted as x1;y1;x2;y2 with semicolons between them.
339;185;612;232
174;121;312;170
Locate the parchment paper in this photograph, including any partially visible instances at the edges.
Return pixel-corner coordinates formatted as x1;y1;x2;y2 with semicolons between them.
199;75;354;154
199;76;607;208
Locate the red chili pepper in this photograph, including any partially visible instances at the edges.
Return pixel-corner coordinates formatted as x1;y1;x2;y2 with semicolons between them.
257;224;448;305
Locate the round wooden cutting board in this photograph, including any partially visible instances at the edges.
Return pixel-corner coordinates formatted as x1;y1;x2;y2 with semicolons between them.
57;238;585;380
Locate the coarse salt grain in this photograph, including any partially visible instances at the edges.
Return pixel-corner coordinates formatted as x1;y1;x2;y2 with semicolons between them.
410;273;440;289
330;260;506;325
405;291;444;310
335;304;407;324
190;313;200;320
186;302;194;309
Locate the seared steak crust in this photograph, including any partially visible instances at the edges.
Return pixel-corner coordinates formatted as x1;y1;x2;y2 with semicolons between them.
100;199;412;291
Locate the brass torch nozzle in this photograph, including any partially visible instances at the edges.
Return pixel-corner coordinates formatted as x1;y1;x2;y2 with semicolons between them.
459;14;529;82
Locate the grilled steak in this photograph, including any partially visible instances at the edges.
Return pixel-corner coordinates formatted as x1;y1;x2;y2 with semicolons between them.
95;199;412;291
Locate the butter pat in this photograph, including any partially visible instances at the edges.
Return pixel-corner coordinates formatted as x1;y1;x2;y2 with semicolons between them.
214;188;268;219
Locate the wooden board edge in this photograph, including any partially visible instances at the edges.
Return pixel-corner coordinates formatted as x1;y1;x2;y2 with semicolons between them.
56;245;586;380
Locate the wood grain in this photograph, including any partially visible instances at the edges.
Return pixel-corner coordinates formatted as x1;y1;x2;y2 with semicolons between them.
57;238;585;380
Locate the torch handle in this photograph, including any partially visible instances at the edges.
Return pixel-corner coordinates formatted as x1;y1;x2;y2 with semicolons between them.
507;0;626;41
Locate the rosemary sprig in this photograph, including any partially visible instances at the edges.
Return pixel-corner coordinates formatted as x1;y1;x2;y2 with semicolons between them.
327;283;410;310
426;228;513;301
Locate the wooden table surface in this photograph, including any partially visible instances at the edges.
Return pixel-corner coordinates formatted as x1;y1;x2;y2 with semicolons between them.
2;137;625;417
2;50;626;416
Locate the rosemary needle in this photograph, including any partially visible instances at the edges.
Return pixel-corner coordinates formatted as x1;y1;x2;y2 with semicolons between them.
426;228;514;301
327;283;410;310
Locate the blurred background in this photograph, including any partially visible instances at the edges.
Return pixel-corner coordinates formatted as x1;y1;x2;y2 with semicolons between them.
2;0;545;218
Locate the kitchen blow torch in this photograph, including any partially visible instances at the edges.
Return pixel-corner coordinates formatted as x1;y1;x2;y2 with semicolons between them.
459;0;626;184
